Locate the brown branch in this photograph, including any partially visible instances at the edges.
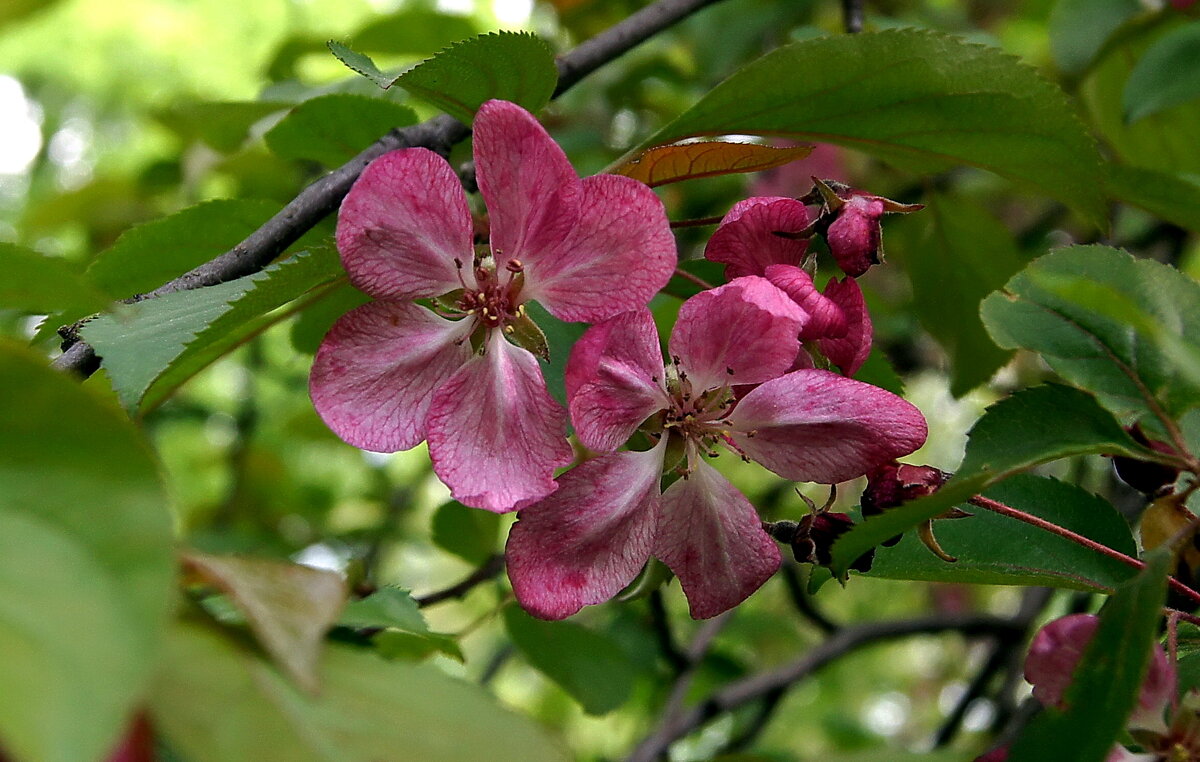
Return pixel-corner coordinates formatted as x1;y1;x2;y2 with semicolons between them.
414;554;505;608
52;0;732;379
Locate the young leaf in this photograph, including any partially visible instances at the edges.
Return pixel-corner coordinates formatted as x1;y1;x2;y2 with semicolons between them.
1123;21;1200;123
81;246;343;410
503;606;641;716
0;241;111;315
150;621;567;762
0;341;174;762
326;40;397;88
642;29;1106;226
432;500;501;565
338;587;463;662
393;31;558;123
981;245;1200;420
1008;550;1172;760
182;551;347;695
869;475;1138;592
265;94;417;166
611;142;812;187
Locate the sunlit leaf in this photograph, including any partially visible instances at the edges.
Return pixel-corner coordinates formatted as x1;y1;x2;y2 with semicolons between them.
157;101;290;153
1123;21;1200;122
338;588;463;662
612;142;812;187
326;40;396;89
265;94;417;166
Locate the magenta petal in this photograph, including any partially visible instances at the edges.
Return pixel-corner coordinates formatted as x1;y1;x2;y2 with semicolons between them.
818;276;872;376
654;461;780;619
764;264;848;340
1024;613;1097;710
474;100;581;272
670;276;805;392
336;149;472;299
728;369;928;483
524;174;675;323
426;332;573;512
506;444;665;620
826;194;884;277
566;309;668;452
703;197;810;279
310;301;473;452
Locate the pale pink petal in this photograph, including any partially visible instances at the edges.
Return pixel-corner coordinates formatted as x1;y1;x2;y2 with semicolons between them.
669;276;805;392
654;461;780;619
336;149;472;299
426;331;573;512
310;301;473;452
728;369;928;483
522;174;675;322
703;197;810;280
506;443;666;620
818;276;872;376
474;100;581;272
763;264;848;340
566;310;668;452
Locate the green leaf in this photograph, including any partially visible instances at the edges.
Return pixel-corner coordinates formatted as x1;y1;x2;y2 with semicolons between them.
1105;163;1200;232
157;102;290;153
503;605;641;716
0;341;173;762
339;587;463;662
851;347;905;397
0;0;65;28
393;32;558;124
350;9;480;56
182;552;347;695
643;29;1106;226
869;475;1137;592
981;245;1200;420
892;193;1026;395
150;621;567;762
326;40;397;89
289;282;371;355
955;384;1146;481
432;501;501;565
1009;550;1172;761
82;246;343;410
1049;0;1142;76
265;95;416;167
1124;21;1200;123
524;300;587;409
0;242;110;315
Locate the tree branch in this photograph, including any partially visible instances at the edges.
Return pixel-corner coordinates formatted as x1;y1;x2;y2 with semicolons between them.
841;0;864;33
52;0;730;378
414;554;505;607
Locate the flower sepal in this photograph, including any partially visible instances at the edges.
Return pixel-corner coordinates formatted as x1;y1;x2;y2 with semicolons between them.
504;308;550;361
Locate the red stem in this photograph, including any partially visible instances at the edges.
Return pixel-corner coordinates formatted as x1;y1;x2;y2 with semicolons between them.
673;267;714;291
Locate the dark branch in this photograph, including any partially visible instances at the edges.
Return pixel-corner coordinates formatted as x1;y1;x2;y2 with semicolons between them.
414;553;504;607
52;0;730;378
649;589;690;674
841;0;864;33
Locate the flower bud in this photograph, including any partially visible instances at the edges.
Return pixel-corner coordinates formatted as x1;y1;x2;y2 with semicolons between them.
809;178;922;278
861;461;951;546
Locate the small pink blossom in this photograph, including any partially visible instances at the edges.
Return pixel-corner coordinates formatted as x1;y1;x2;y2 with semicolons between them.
310;100;676;512
506;277;927;619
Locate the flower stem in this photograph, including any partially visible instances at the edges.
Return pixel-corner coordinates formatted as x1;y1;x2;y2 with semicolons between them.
674;267;715;290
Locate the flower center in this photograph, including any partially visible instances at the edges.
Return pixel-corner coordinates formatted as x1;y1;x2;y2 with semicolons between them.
661;360;736;454
446;252;526;331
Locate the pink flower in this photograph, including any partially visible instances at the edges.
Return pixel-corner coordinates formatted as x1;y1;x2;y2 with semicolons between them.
506;277;927;619
310;100;676;512
1025;614;1175;733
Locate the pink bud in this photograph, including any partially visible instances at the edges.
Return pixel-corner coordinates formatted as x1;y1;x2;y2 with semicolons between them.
826;194;885;277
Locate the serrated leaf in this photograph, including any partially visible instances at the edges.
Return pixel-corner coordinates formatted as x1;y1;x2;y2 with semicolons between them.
643;29;1106;226
1124;21;1200;123
1009;551;1171;761
0;341;174;762
869;475;1137;592
157;101;290;153
432;501;501;564
393;31;558;123
182;551;347;695
265;95;416;166
81;246;343;410
339;587;463;662
149;621;567;762
503;605;640;715
1049;0;1142;76
1105;163;1200;231
981;245;1200;420
326;40;398;89
0;242;110;315
612;142;812;187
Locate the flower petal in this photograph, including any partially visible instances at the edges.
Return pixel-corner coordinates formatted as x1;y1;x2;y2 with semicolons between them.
670;276;804;392
728;369;928;483
654;461;780;619
336;149;472;299
426;331;573;512
506;444;665;620
310;301;473;452
474;100;581;272
566;309;668;452
826;193;884;277
523;174;675;323
818;276;872;377
763;264;848;340
703;197;809;280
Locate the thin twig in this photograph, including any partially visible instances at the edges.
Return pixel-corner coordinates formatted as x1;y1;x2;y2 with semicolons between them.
780;563;839;634
415;554;505;607
673;267;715;291
669;215;725;228
649;589;690;674
841;0;864;33
51;0;732;379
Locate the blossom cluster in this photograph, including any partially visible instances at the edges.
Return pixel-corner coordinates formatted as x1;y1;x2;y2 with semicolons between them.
310;100;929;620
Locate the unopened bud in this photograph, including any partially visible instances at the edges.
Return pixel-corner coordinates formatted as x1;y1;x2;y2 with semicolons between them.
1113;425;1180;495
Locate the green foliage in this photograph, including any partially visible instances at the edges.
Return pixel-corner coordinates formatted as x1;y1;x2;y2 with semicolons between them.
1048;0;1142;76
645;29;1107;226
266;94;417;166
0;242;110;315
1105;164;1200;232
327;40;397;89
0;341;173;762
1009;551;1172;760
339;588;463;661
149;621;567;762
157;101;291;153
1123;21;1200;123
432;501;501;565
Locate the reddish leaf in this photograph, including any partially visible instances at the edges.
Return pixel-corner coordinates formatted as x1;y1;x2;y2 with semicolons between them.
612;142;813;187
